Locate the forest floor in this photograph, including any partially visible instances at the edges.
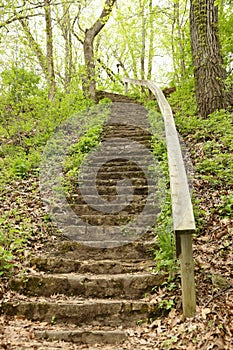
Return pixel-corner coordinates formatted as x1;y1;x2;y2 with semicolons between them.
0;104;232;349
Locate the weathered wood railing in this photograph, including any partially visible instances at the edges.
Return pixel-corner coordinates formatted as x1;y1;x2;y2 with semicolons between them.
123;77;196;317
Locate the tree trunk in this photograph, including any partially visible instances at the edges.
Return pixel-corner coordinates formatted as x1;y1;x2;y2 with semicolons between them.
19;18;48;76
147;0;154;80
61;3;73;92
140;0;146;81
82;0;116;101
175;1;186;77
190;0;229;118
83;32;96;100
45;0;56;101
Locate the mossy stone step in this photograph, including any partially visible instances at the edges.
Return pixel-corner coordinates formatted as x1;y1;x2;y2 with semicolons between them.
79;171;148;180
68;194;153;204
30;257;156;274
70;203;156;216
10;272;163;299
35;329;127;345
47;240;156;261
2;299;161;327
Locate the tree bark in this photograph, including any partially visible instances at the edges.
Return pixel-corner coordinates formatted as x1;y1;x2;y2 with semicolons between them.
61;3;73;92
190;0;229;118
82;0;117;100
140;0;146;81
19;1;56;101
147;0;154;80
44;0;56;101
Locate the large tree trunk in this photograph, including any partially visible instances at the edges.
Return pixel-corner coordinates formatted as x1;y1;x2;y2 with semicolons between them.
190;0;229;118
82;0;116;101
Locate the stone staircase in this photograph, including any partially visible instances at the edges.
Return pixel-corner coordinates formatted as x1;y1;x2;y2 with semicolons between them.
1;93;165;348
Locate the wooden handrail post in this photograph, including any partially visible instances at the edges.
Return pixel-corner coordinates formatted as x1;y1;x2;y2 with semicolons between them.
178;231;196;317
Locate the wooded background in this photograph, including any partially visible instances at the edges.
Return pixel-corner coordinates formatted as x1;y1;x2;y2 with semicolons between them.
0;0;232;116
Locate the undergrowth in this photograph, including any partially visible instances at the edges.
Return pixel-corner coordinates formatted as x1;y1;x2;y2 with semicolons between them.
0;67;110;276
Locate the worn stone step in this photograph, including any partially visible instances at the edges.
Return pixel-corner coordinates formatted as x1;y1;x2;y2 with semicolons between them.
73;185;154;196
30;257;156;274
10;272;163;299
99;137;152;144
83;156;154;164
36;328;127;345
2;299;161;327
48;240;156;260
58;240;146;248
63;213;157;226
87;148;152;157
102;134;151;141
78;178;149;187
68;194;153;205
102;135;152;142
59;225;156;243
97;91;137;103
83;165;149;173
79;171;148;180
100;139;152;148
101;131;152;138
70;203;157;216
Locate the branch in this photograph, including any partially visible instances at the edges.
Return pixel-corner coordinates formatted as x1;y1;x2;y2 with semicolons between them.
97;58;123;84
0;13;42;29
90;0;117;38
71;13;84;44
18;17;48;77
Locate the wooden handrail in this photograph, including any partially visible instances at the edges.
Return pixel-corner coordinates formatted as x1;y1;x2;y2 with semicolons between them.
123;77;196;318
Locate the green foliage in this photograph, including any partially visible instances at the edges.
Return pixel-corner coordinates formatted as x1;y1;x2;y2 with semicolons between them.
63;123;104;193
0;215;30;276
0;68;95;276
0;65;40;103
0;246;15;276
167;78;197;118
159;298;175;311
217;194;233;218
175;109;233;186
0;68;91;183
153;202;176;276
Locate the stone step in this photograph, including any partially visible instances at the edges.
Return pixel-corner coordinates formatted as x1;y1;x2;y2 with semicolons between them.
35;328;127;345
62;213;157;226
10;272;163;299
70;203;156;216
100;135;152;142
78;174;151;186
68;194;153;204
48;240;157;260
102;130;151;136
2;299;161;327
87;148;152;156
82;165;150;173
79;171;148;180
101;137;151;145
84;156;155;165
77;178;149;187
59;225;156;243
30;257;156;274
72;186;154;196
